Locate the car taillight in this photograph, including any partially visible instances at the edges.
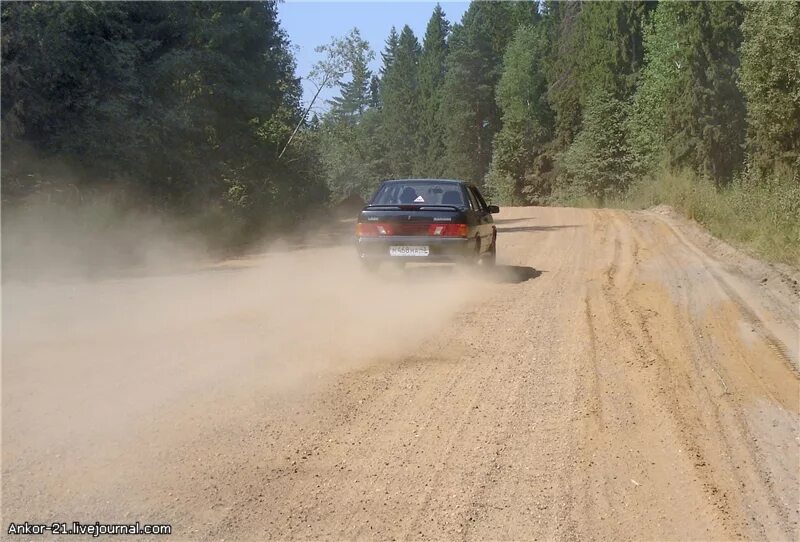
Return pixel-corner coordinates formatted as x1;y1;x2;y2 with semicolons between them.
356;222;393;236
427;223;468;237
357;222;467;237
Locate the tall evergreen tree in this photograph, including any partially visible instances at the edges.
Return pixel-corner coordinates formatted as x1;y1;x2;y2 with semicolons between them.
629;1;745;184
327;29;374;122
561;91;636;203
628;3;685;173
1;1;327;226
554;1;650;195
416;4;451;177
543;0;582;152
380;25;421;177
368;75;381;108
677;1;745;184
576;1;651;101
486;24;554;204
316;31;386;199
441;2;537;185
738;1;800;177
380;26;399;78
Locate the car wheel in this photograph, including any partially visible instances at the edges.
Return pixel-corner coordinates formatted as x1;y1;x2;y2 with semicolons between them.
462;238;481;267
482;237;497;267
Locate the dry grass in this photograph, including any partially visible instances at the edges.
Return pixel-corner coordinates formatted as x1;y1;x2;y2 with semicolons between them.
561;169;800;267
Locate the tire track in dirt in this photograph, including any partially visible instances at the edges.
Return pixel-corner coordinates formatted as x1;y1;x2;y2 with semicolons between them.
629;212;799;538
657;213;798;373
602;212;739;537
571;208;798;540
4;206;797;541
462;209;590;542
575;211;729;539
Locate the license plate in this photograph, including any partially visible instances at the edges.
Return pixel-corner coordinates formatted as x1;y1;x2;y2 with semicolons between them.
389;245;429;257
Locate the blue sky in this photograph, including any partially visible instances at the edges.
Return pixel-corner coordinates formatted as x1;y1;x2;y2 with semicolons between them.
277;1;470;113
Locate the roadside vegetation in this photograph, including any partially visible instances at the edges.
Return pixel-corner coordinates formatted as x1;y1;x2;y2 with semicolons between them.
1;2;327;247
553;1;800;267
603;171;800;267
2;1;797;263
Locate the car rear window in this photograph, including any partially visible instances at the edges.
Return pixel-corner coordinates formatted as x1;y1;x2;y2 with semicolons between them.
370;182;465;206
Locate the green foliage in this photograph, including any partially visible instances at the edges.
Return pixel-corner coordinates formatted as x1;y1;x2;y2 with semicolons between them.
614;169;800;266
560;91;636;204
380;26;400;77
495;25;551;136
315;30;385;201
417;4;451;177
380;25;421;177
487;24;553;204
671;1;746;185
544;1;649;157
440;19;489;185
738;1;800;175
543;0;583;151
318;108;386;201
629;1;747;186
544;1;649;204
576;2;651;100
441;2;536;186
627;3;685;173
369;75;381;108
6;0;798;265
326;29;375;121
1;1;328;238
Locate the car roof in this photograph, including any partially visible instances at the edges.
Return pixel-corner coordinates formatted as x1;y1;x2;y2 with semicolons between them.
381;178;467;185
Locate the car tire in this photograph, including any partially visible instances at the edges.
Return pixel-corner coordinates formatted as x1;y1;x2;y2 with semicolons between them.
462;238;480;267
482;237;497;267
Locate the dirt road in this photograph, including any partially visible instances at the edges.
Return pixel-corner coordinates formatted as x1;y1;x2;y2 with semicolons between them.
3;207;798;540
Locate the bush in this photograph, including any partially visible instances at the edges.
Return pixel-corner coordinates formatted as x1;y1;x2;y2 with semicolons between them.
558;91;637;205
619;168;800;266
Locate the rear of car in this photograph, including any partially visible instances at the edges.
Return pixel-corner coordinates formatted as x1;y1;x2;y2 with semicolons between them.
355;179;498;270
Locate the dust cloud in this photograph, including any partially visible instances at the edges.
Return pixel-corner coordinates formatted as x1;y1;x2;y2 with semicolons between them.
2;197;485;519
2;193;210;282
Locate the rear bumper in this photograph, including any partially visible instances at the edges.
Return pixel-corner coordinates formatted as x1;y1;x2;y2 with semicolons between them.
356;236;475;263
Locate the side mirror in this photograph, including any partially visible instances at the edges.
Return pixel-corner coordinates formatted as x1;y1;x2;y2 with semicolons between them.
487;205;500;214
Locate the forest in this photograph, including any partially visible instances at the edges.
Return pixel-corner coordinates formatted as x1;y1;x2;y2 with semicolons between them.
2;1;798;261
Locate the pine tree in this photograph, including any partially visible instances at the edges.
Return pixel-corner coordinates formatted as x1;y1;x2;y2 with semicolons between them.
628;3;685;173
327;29;374;123
630;2;745;184
369;75;381;108
738;1;800;177
553;1;649;196
486;24;554;204
677;1;745;184
416;4;450;177
380;25;421;177
576;1;651;101
0;1;328;227
543;0;582;151
380;27;399;78
560;91;636;204
441;2;536;185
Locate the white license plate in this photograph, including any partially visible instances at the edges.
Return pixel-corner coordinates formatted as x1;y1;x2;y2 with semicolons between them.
389;245;430;257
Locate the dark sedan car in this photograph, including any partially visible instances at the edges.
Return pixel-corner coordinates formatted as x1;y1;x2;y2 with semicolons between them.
355;179;499;271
